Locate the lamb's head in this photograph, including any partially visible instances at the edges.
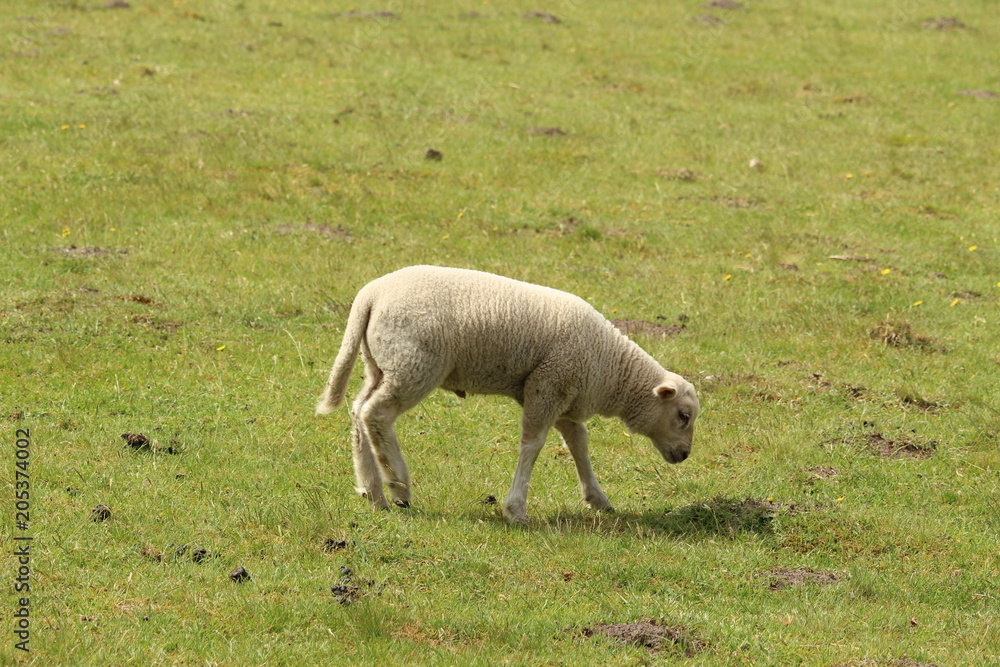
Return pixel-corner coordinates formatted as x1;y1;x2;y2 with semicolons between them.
628;375;699;464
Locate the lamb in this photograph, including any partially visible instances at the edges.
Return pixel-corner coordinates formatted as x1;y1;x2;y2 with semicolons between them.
315;265;699;525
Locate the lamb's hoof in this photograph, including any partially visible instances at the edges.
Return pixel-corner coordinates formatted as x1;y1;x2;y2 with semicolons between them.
361;491;390;510
502;506;529;526
585;498;615;512
393;499;410;509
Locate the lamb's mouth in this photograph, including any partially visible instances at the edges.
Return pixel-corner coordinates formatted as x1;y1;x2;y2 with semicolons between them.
664;448;690;464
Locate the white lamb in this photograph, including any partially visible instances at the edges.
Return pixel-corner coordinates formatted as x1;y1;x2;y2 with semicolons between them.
315;265;699;525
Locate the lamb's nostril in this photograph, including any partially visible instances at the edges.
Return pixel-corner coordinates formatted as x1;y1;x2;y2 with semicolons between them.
675;449;690;463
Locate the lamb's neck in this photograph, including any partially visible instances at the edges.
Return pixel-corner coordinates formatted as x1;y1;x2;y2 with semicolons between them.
603;336;661;423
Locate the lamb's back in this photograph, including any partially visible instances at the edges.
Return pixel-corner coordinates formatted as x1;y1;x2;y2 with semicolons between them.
366;266;617;397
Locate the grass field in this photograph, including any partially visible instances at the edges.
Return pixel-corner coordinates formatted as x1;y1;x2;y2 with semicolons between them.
2;0;998;664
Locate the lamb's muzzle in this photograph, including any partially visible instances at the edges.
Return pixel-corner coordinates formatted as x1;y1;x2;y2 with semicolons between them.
315;265;699;525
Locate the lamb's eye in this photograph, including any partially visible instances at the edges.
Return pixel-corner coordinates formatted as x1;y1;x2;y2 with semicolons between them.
679;410;691;425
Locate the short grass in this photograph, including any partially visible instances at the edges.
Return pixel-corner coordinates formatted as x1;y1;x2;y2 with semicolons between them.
2;0;998;664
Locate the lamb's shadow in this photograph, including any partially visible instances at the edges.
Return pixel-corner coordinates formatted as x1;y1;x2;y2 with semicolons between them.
532;496;781;538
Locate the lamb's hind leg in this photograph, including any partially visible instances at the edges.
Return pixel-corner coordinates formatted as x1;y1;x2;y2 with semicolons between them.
351;365;388;509
358;387;414;508
555;419;613;512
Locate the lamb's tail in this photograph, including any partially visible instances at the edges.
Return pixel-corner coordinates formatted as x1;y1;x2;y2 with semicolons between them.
315;292;373;415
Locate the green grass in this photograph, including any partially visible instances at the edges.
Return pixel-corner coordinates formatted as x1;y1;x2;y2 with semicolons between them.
2;0;998;664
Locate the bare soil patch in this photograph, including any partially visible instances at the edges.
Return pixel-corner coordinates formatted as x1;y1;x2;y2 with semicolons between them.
122;294;156;305
829;254;875;262
129;315;182;334
897;391;943;412
870;321;934;350
865;432;935;459
522;11;561;24
825;422;937;459
121;432;182;454
275;223;351;240
712;194;764;209
762;568;840;590
611;319;685;340
693;14;725;26
334;10;400;20
841;383;868;400
658;167;697;182
808;465;840;479
53;245;127;258
921;16;966;31
957;89;997;99
530;126;566;136
583;619;706;656
139;546;163;562
703;0;743;9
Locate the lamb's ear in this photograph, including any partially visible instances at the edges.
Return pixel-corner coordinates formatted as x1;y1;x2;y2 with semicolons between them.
654;382;677;400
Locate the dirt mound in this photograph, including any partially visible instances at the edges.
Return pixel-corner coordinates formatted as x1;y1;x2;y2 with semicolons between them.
865;432;935;459
53;245;126;258
763;568;840;590
921;16;966;31
870;321;933;350
825;422;937;459
583;619;706;656
808;465;840;479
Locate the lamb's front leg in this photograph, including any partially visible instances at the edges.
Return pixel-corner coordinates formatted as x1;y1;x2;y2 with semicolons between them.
503;427;549;525
556;419;613;512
